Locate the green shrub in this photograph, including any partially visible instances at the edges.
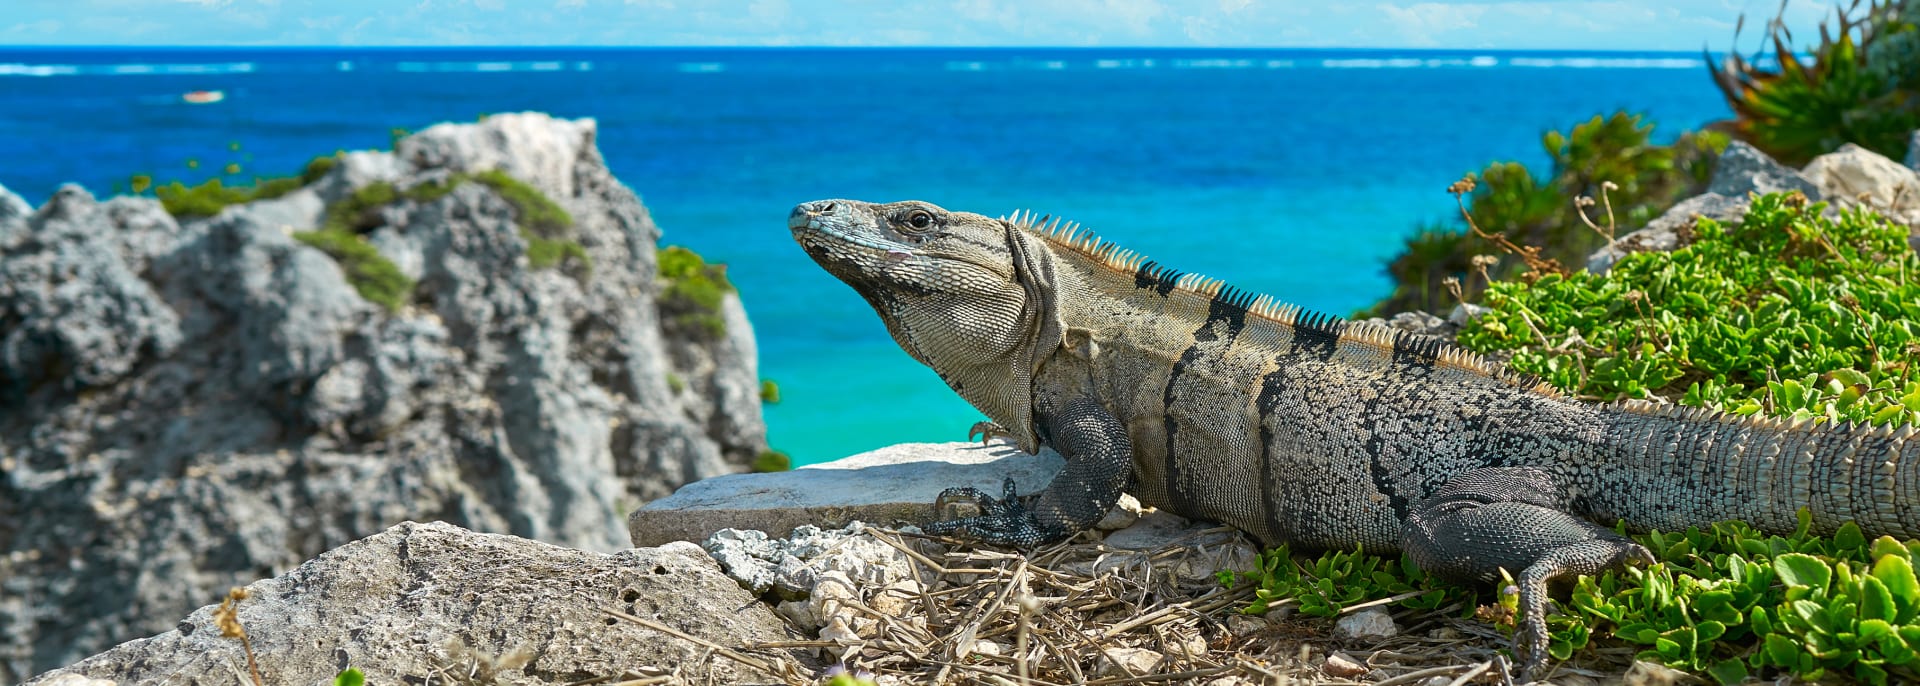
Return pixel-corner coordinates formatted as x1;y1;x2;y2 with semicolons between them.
155;178;251;218
752;450;791;473
657;245;733;340
322;181;398;234
472;169;572;239
1711;0;1920;167
1238;197;1920;682
1370;113;1726;316
760;379;780;404
146;153;341;217
1458;192;1920;427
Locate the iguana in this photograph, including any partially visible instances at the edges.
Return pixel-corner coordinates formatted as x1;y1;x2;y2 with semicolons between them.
787;198;1920;676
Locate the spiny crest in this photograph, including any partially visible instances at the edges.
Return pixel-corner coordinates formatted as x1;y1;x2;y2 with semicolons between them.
1607;398;1920;436
1002;209;1145;272
1001;208;1564;397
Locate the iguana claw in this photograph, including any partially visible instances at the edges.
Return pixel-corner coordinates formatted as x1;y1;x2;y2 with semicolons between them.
968;421;1010;445
923;477;1052;549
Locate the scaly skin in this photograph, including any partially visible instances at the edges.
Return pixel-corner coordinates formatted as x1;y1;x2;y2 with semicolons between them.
788;198;1920;678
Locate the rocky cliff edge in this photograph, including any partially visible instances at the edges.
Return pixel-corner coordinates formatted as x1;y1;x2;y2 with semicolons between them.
0;112;767;681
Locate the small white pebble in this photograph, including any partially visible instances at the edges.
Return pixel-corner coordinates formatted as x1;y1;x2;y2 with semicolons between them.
1322;651;1368;678
1334;606;1399;639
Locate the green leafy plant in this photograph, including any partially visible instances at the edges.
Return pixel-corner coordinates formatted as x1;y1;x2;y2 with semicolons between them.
1710;0;1920;167
760;379;781;404
333;667;365;686
1240;196;1920;682
1234;544;1459;618
1372;113;1726;316
1458;192;1920;427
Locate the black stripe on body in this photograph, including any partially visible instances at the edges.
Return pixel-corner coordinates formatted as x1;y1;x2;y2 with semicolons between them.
1291;309;1345;360
1356;332;1452;522
1161;288;1253;518
1255;369;1291;547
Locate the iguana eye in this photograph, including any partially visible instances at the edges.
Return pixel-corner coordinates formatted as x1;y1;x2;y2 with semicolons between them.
903;210;935;232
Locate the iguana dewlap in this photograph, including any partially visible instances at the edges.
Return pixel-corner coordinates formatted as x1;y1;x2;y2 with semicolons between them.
788;198;1920;676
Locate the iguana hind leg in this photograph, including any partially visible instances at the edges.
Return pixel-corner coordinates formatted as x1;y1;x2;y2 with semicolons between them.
1401;467;1653;680
925;397;1132;549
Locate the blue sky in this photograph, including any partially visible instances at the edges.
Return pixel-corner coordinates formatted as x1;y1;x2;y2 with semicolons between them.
3;0;1850;50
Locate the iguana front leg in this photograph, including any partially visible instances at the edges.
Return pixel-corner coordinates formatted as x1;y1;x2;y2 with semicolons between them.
1401;467;1653;680
925;397;1132;549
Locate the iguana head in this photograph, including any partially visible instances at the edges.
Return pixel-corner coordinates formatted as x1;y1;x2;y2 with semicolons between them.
789;199;1063;452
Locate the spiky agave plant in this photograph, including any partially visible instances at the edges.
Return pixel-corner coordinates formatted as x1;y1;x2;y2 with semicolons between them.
1708;0;1920;167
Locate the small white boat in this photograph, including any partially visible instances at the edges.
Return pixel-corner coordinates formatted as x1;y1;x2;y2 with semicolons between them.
181;90;225;104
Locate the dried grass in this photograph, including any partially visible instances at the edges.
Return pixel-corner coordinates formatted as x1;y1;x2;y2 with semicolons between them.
600;526;1648;685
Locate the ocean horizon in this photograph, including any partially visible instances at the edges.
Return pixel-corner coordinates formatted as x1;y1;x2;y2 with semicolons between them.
0;46;1737;464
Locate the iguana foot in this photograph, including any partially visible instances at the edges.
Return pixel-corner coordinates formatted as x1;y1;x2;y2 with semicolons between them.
1402;468;1654;680
968;421;1010;445
923;477;1060;549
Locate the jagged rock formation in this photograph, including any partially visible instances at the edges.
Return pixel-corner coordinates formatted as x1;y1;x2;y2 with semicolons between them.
1589;134;1920;271
0;112;767;682
24;522;800;685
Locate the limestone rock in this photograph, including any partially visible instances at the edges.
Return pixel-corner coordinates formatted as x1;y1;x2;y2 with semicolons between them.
23;521;798;685
1447;303;1490;328
1585;192;1747;273
1093;492;1146;531
1801;143;1920;233
1589;141;1817;273
1804;143;1920;211
1907;129;1919;172
1322;651;1369;678
1334;607;1400;639
630;441;1065;547
1707;140;1819;198
1096;647;1165;677
704;523;914;598
0;112;769;682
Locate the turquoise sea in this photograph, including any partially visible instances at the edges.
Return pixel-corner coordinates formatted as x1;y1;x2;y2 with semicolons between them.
0;47;1734;465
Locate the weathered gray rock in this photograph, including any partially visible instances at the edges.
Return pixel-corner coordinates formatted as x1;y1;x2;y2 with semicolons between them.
1;112;769;681
705;523;915;599
1334;607;1400;639
1585;193;1748;273
629;441;1066;547
0;185;184;392
1802;143;1920;226
25;521;800;685
1587;142;1808;273
1446;303;1490;327
1707;140;1820;198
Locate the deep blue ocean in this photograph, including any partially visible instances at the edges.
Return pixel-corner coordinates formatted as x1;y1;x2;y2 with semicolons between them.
0;47;1733;465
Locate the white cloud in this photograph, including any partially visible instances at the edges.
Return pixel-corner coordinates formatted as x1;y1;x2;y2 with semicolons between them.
1377;2;1488;46
6;19;63;34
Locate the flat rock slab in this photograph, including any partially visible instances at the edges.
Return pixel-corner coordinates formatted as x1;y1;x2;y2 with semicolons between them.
629;441;1064;547
28;521;798;685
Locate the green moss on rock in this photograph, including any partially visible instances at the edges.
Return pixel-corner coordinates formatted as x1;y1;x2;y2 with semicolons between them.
152;153;342;218
472;169;572;240
292;228;414;312
657;245;734;340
